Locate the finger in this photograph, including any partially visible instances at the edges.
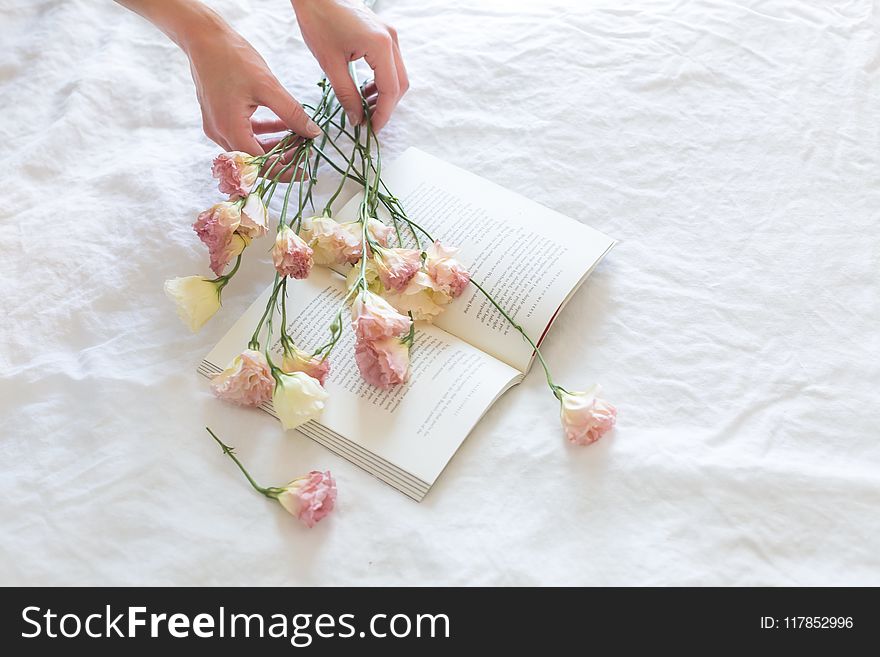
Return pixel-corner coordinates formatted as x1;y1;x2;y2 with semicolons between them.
258;144;309;181
364;37;400;131
259;83;321;139
212;135;231;151
392;40;409;97
258;136;283;153
258;134;304;153
251;117;290;135
203;121;231;151
361;80;378;98
260;155;308;183
224;118;265;156
324;58;364;126
386;23;409;98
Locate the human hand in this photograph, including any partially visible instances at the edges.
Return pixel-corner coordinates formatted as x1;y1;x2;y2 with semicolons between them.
291;0;409;131
183;10;322;155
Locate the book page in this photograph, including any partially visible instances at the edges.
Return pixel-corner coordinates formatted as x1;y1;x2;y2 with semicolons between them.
335;148;616;372
202;267;521;495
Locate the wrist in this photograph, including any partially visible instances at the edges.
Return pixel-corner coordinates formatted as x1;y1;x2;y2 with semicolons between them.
291;0;339;18
172;3;231;54
123;0;230;53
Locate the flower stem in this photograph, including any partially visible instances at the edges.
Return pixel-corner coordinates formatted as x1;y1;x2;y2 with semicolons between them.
212;253;243;289
468;279;557;390
249;275;285;350
204;427;272;497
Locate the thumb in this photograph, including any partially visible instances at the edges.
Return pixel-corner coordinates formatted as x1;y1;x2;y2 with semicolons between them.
324;58;363;125
259;82;321;138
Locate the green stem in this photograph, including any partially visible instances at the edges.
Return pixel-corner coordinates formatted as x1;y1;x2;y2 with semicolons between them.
279;276;292;353
262;142;309;207
204;427;273;497
323;139;359;216
254;133;299;196
249;276;285;350
469;278;558;390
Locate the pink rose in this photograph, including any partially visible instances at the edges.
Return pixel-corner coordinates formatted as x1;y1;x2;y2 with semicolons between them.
272;226;314;279
212;151;259;198
426;241;470;298
193;201;244;276
354;337;411;389
373;247;422;292
211;349;274;407
281;346;330;386
351;291;412;342
559;385;617;445
276;470;337;528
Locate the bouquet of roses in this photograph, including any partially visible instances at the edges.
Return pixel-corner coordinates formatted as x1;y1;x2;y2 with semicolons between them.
165;74;616;527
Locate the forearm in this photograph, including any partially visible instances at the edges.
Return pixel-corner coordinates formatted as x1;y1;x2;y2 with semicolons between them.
114;0;227;52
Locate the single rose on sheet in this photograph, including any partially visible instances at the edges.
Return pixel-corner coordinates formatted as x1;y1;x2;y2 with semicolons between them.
205;428;337;529
275;470;337;528
558;385;617;445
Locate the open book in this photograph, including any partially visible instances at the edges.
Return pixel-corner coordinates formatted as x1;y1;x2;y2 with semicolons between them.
201;148;615;501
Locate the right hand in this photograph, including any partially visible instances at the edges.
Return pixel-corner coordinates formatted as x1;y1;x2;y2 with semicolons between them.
184;16;322;156
292;0;409;131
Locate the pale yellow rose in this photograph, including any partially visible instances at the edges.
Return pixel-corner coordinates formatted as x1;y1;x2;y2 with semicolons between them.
273;371;329;431
163;276;222;332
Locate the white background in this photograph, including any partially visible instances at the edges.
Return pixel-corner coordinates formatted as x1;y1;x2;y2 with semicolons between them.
1;0;878;585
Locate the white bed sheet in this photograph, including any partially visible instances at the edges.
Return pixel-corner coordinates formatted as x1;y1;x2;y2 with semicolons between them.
1;0;878;586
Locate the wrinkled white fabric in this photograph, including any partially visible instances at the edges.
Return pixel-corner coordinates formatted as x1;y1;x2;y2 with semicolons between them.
1;0;878;585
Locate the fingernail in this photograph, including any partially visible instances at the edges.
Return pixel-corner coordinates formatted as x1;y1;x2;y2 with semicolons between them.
346;110;359;126
306;119;321;136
